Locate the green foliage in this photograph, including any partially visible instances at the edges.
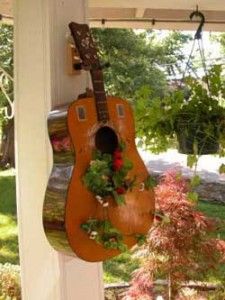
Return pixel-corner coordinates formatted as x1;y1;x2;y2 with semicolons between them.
82;147;147;251
197;200;225;240
81;219;127;252
135;85;179;152
190;174;201;188
144;176;157;189
219;163;225;174
187;191;199;203
135;65;225;158
135;234;147;246
92;29;190;101
111;191;125;206
83;155;113;197
83;149;133;204
0;25;13;77
0;24;13;125
103;252;140;283
187;155;199;169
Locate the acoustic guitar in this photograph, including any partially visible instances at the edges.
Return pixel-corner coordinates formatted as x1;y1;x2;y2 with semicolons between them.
43;22;155;262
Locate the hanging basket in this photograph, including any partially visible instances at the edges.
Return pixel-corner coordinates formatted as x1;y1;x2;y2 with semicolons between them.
175;120;219;155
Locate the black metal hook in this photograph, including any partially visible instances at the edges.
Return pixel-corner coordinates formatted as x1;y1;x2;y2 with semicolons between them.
190;9;205;39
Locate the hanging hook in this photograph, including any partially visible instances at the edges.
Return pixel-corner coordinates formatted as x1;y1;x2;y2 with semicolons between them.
190;9;205;39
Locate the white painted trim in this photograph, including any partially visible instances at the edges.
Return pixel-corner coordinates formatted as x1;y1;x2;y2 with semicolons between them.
14;0;104;299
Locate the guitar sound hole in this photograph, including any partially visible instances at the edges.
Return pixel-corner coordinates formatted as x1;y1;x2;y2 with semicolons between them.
95;126;118;154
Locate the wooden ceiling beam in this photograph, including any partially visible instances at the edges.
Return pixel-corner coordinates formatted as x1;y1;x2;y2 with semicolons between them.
135;8;146;18
90;19;225;32
89;0;225;12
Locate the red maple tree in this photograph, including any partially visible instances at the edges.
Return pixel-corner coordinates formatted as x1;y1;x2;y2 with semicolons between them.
124;170;225;299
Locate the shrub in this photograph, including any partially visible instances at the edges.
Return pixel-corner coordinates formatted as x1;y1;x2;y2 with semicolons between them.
0;263;21;299
124;170;225;299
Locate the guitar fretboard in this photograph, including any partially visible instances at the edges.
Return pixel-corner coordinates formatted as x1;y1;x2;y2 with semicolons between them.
91;69;109;122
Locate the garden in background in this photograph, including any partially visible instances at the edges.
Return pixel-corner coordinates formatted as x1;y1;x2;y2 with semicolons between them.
1;23;225;299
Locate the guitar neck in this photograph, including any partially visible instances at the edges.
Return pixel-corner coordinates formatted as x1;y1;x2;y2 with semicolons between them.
91;69;109;122
69;22;109;123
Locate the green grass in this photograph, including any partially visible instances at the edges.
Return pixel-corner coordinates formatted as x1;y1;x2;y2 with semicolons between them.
103;251;140;283
197;200;225;284
0;169;19;264
197;200;225;239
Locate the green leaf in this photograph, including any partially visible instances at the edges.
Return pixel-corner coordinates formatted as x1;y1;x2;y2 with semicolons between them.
80;223;90;232
112;191;125;205
117;242;128;252
219;163;225;174
119;140;126;151
190;175;201;188
187;191;199;203
187;155;198;169
144;176;157;189
103;220;111;232
135;234;147;246
123;159;133;171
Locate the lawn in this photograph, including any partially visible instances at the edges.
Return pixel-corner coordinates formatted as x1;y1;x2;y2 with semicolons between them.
197;200;225;239
0;169;19;264
0;169;225;284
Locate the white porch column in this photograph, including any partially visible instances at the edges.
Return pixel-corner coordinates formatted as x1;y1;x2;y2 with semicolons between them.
14;0;104;299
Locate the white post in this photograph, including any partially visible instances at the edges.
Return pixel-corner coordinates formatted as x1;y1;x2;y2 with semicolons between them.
14;0;104;299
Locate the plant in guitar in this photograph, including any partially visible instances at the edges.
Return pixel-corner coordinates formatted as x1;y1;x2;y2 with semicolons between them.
43;21;155;262
83;141;135;205
81;141;149;252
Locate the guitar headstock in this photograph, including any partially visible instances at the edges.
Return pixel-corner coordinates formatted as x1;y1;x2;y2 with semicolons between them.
69;22;100;71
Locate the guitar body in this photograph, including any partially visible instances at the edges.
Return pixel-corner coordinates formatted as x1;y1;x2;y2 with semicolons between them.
43;103;74;256
66;96;154;261
43;22;155;262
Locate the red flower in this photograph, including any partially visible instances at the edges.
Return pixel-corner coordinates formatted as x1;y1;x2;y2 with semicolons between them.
112;148;123;171
113;158;123;171
113;149;122;159
116;187;126;194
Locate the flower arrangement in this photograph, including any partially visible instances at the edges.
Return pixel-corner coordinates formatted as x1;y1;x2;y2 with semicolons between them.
83;142;134;205
81;141;147;252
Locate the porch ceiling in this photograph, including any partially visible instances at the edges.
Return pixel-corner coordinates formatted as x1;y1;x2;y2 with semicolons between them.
1;0;225;31
88;0;225;31
0;0;13;23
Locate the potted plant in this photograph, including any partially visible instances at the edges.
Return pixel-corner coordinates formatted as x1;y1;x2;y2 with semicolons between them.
135;65;225;156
